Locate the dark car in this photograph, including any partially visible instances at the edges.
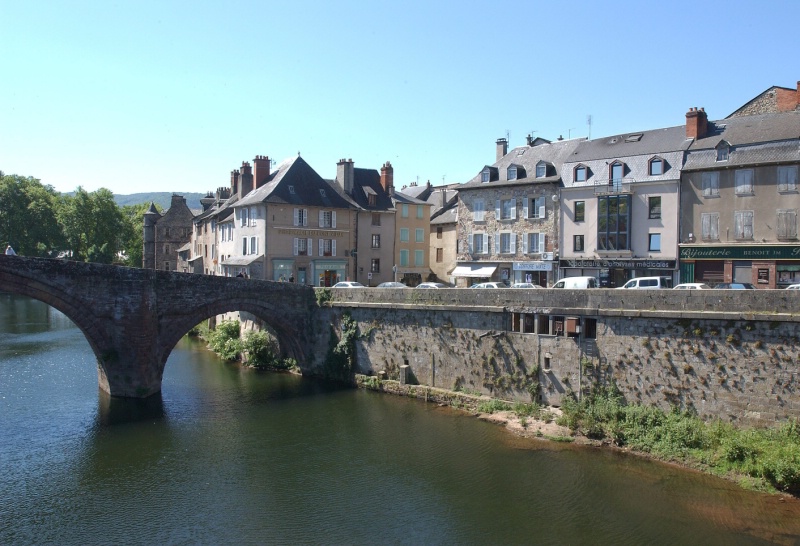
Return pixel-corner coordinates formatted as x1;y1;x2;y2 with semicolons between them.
714;283;755;289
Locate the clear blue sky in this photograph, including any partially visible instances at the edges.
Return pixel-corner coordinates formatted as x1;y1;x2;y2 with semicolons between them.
1;0;798;195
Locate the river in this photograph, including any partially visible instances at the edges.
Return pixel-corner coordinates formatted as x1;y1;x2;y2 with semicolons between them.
2;293;800;545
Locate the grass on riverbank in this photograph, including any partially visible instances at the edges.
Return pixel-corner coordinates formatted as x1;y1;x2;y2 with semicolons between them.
557;385;800;495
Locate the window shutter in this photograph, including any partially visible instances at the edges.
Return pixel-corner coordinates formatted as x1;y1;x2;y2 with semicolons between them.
483;234;489;254
293;209;299;226
711;214;719;240
302;209;307;226
541;234;547;253
307;238;313;256
319;239;323;256
468;233;473;253
510;199;517;220
332;211;337;228
539;198;546;220
319;211;324;227
510;233;516;254
332;240;336;256
790;211;798;239
734;212;743;238
495;200;501;220
293;238;299;256
494;233;499;255
522;233;528;253
523;198;529;218
744;212;753;239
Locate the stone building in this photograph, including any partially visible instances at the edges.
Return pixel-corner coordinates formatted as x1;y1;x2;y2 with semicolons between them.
426;187;459;285
142;194;195;271
679;108;800;288
727;81;800;118
455;136;581;287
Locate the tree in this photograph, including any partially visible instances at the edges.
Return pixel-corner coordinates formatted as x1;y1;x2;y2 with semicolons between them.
0;174;63;256
119;202;160;268
57;187;126;263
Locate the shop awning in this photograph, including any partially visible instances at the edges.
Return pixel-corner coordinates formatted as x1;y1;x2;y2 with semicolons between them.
221;255;262;266
188;255;204;262
451;264;497;277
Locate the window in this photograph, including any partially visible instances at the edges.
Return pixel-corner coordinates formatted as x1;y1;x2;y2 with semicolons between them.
372;213;381;226
778;166;798;192
401;204;409;218
526;232;545;254
211;220;216;232
164;244;170;254
734;210;754;240
499;232;515;254
574;234;584;252
400;249;409;266
473;199;486;222
240;208;249;227
498;198;517;220
469;233;487;254
597;195;630;250
702;172;720;197
648;196;661;219
417;205;424;219
415;228;424;243
701;212;719;240
735;169;754;195
288;185;295;194
716;145;729;161
368;194;377;206
610;162;624;184
649;233;661;252
575;166;587;182
436;248;443;262
242;237;248;254
372;234;381;248
400;228;409;242
414;249;424;266
371;259;380;273
649;158;664;176
436;227;442;239
319;189;327;198
294;208;308;226
164;261;170;271
294;238;312;256
536;162;547;178
319;239;336;256
777;209;797;240
481;168;490;183
507;166;517;180
319;210;336;228
250;236;258;255
571;201;584;223
526;197;545;219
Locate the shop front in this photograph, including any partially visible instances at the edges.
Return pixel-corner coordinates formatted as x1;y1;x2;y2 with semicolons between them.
220;255;263;278
512;261;554;286
451;263;498;287
313;260;348;287
679;245;800;289
559;258;677;288
272;259;294;282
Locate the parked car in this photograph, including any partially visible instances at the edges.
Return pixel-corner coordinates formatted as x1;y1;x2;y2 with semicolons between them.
673;283;712;290
552;276;598;289
332;281;365;288
511;282;542;289
470;282;508;288
786;284;800;290
415;282;449;289
376;282;408;288
713;283;755;289
617;276;673;289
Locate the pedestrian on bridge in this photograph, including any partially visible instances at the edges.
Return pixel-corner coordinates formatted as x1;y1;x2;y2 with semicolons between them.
5;245;16;255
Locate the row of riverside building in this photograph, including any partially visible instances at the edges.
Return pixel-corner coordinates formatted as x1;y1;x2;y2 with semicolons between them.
144;81;800;289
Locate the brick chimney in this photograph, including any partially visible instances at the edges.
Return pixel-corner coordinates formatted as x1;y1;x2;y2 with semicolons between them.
239;161;253;196
336;158;354;194
685;107;708;140
253;155;270;189
496;138;508;161
230;169;240;196
380;161;394;192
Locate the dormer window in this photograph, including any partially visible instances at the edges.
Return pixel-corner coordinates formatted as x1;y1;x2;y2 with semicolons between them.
535;161;547;178
319;188;327;197
288;185;295;194
481;168;490;183
610;161;624;184
368;194;377;206
508;166;517;180
716;141;730;162
574;165;588;182
648;157;664;176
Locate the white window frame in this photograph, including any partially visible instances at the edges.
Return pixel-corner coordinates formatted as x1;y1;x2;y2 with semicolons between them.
496;198;517;220
473;199;486;222
649;233;661;252
497;232;516;254
319;210;336;228
523;197;546;219
535;162;547;178
523;232;545;254
249;236;258;255
468;232;488;254
294;208;308;227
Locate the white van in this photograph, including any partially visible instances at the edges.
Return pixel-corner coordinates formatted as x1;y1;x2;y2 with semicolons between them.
617;276;672;289
552;276;598;289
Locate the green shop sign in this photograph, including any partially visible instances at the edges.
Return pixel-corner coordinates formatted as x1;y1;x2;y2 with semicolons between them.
679;245;800;260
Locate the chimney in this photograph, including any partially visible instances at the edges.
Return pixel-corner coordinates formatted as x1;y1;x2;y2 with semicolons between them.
253;155;270;189
496;138;508;161
239;161;254;196
380;161;394;192
685;107;708;140
336;158;354;194
216;186;231;201
230;169;240;196
526;134;533;146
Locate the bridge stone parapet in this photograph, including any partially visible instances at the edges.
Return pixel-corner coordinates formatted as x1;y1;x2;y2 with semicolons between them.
0;255;317;397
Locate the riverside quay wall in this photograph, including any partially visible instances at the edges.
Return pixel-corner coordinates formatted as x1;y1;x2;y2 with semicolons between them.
310;289;800;427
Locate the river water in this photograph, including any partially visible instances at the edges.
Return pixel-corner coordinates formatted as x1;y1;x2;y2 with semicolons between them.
2;294;800;545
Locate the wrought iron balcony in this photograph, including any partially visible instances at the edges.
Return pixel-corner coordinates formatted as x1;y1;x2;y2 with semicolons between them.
593;178;635;195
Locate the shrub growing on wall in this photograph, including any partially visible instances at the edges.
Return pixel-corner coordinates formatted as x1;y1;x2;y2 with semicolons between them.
208;320;243;361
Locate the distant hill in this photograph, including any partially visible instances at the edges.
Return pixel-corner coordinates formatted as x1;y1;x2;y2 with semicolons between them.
113;192;206;211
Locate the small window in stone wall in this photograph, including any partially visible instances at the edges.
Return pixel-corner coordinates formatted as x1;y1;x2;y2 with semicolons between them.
583;318;597;339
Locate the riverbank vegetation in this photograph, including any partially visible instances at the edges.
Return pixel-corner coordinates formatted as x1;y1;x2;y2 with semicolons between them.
556;385;800;495
194;320;298;371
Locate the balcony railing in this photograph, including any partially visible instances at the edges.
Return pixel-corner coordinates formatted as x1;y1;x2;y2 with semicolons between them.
594;178;635;195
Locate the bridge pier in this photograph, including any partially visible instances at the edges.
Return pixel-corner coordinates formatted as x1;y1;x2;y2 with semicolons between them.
95;346;164;398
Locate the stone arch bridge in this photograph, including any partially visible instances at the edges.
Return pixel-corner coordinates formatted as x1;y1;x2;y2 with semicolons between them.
0;255;317;397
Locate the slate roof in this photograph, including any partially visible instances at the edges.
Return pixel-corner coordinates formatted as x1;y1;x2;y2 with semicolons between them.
460;138;584;190
400;183;433;200
236;156;354;209
567;125;691;162
350;168;395;211
431;204;457;225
